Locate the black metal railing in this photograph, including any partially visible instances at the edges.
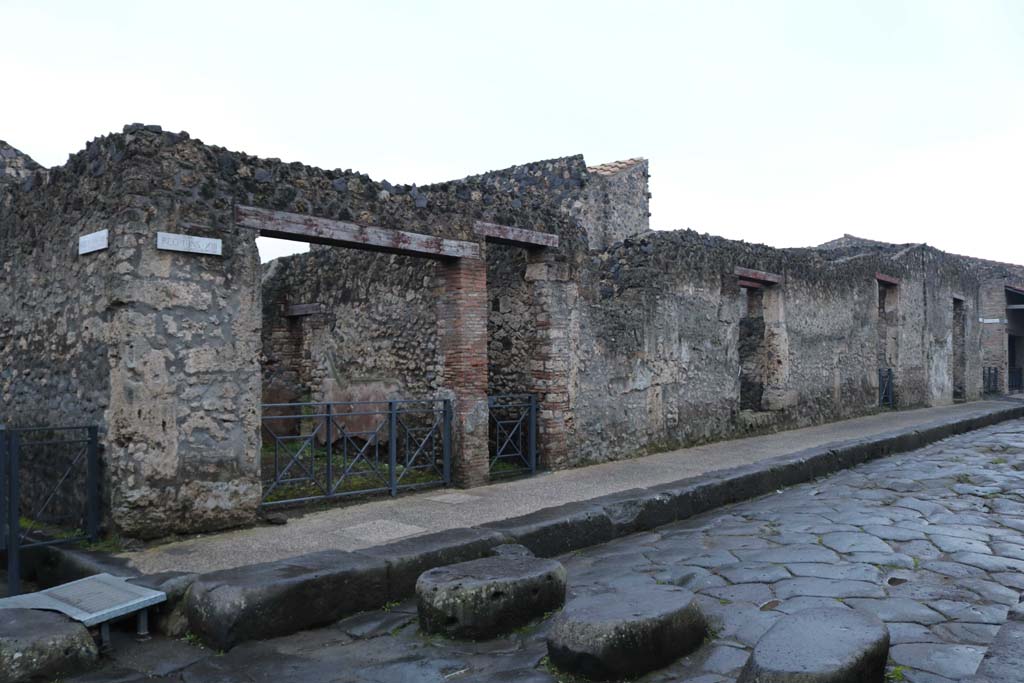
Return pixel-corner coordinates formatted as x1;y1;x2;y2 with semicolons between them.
488;394;537;478
878;368;895;408
983;367;1001;395
1;425;100;596
1010;367;1023;394
260;400;451;507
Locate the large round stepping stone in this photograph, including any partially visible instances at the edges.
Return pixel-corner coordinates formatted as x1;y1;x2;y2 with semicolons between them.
416;555;566;640
737;607;890;683
546;585;707;680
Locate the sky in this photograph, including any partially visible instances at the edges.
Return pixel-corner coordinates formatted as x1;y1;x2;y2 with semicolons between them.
1;0;1021;263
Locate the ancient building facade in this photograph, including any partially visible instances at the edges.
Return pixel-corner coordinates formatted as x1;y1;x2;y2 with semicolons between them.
1;125;1019;538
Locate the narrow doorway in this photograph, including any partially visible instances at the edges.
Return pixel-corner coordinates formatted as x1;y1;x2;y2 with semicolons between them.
739;286;766;411
952;298;966;401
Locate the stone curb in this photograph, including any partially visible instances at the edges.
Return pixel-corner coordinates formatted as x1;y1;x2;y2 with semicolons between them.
34;404;1024;651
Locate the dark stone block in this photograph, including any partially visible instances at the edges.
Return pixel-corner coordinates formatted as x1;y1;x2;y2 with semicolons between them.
185;549;388;650
547;585;706;680
356;527;508;600
482;502;616;557
417;556;566;639
591;487;676;534
0;608;98;681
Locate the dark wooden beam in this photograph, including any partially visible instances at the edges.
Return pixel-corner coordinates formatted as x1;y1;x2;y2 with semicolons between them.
875;272;900;286
235;205;480;260
473;221;559;248
734;266;783;285
284;303;322;317
1007;305;1024;310
738;279;764;289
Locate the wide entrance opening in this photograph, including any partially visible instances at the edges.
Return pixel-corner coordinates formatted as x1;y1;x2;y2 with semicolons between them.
1008;287;1024;393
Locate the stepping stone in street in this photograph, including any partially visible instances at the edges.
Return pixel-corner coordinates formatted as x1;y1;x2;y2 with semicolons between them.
416;555;566;640
737;607;890;683
546;584;707;680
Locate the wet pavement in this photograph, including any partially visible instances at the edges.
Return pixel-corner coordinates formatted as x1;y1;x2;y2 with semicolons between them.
71;418;1024;683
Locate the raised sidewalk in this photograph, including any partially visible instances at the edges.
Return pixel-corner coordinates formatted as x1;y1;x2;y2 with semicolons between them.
117;399;1023;575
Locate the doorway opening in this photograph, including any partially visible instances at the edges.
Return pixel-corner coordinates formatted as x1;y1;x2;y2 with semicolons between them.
952;297;966;401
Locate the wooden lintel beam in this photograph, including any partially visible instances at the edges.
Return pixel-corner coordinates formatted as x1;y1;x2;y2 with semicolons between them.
734;266;782;285
738;279;764;289
473;221;559;249
235;205;480;260
285;303;322;317
1007;305;1024;310
1006;285;1024;296
875;272;900;286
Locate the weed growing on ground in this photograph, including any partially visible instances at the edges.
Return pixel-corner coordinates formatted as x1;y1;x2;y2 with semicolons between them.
885;665;908;681
181;631;205;648
381;601;400;613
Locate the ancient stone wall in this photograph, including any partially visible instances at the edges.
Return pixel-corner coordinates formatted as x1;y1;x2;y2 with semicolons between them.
580;159;650;250
567;231;987;465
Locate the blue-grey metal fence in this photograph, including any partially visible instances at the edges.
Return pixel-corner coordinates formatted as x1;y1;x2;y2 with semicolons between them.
983;367;1001;395
488;394;537;478
1;425;100;596
260;399;451;507
878;368;895;408
1010;367;1023;394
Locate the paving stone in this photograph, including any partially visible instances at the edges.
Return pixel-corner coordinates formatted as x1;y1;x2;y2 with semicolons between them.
701;645;750;674
417;556;566;639
990;571;1024;590
952;552;1024;573
546;585;706;680
785;562;882;582
990;541;1024;561
771;596;852;615
735;544;841;564
844;598;946;625
930;621;1001;645
863;525;927;542
819;532;892;554
890;643;986;680
737;608;889;682
701;583;774;605
929;534;992;555
887;622;943;644
957;578;1021;606
717;563;791;584
927;600;1007;624
845;551;917;568
774;577;885;599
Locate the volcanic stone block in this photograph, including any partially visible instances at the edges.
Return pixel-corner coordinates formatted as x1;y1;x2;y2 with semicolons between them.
482;502;617;557
546;585;707;680
737;607;890;683
416;556;566;639
185;549;388;650
0;608;98;682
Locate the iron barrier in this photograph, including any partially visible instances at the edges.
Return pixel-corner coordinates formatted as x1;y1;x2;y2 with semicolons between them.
983;367;1001;395
1010;367;1023;394
1;425;100;596
878;368;895;408
260;399;451;506
488;394;537;478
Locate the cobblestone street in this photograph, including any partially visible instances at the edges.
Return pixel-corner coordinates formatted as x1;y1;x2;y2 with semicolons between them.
74;418;1024;683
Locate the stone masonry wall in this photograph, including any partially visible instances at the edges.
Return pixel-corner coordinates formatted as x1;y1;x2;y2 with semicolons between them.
568;231;986;465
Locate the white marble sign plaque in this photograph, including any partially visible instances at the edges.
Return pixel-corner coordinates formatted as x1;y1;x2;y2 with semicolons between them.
157;231;222;256
980;318;1004;324
78;229;109;255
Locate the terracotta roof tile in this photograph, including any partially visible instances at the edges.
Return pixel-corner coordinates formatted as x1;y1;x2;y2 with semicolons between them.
586;158;646;176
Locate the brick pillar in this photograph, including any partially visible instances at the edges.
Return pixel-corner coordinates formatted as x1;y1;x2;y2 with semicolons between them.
438;256;490;487
525;251;577;469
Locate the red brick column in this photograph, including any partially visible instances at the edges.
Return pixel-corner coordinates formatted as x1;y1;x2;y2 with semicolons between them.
438;256;490;487
525;252;577;469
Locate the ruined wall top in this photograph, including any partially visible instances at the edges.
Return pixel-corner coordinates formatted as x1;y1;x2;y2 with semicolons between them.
0;140;43;187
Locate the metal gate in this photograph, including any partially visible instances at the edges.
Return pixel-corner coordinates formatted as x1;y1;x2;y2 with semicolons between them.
488;394;537;478
983;367;1001;395
1;425;100;596
878;368;895;408
1011;368;1023;394
260;399;451;506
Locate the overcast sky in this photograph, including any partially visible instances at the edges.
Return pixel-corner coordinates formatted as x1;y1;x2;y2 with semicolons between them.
2;0;1021;263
